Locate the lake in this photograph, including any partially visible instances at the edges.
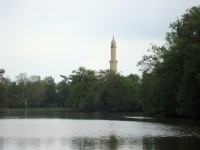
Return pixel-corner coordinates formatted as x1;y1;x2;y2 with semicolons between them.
0;110;200;150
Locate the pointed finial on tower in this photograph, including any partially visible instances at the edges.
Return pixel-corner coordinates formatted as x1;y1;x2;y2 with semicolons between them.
111;35;116;46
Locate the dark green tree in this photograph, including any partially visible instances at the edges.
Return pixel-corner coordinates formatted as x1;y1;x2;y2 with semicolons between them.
7;82;24;108
44;76;57;107
67;67;98;110
138;6;200;117
0;69;5;83
0;70;9;108
28;75;46;107
168;6;200;117
56;77;69;107
98;72;140;111
15;73;30;108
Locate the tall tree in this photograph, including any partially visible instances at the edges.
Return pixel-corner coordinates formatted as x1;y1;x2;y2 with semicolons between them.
67;67;98;110
99;72;138;111
56;77;69;107
7;82;24;108
138;6;200;117
168;6;200;117
15;73;29;108
0;69;5;83
44;76;57;107
0;69;9;108
28;75;46;107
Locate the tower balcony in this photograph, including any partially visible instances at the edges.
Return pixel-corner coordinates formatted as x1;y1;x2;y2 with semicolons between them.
109;60;118;63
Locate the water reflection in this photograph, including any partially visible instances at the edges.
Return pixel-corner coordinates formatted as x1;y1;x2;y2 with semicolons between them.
67;135;119;150
68;136;200;150
0;110;126;120
142;137;200;150
0;135;200;150
0;110;200;150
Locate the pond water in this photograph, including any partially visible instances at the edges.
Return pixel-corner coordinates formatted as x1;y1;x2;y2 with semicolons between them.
0;110;200;150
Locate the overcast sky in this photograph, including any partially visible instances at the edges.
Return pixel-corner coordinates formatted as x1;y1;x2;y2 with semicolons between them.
1;0;199;82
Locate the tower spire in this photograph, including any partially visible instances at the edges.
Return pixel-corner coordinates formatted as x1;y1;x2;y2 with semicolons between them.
109;36;118;73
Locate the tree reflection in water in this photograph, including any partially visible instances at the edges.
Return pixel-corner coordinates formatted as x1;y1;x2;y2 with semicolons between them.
142;137;200;150
61;136;200;150
0;136;200;150
1;111;200;150
69;135;119;150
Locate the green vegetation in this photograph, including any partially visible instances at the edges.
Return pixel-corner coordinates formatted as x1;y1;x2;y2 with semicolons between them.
137;6;200;117
0;68;141;111
0;6;200;117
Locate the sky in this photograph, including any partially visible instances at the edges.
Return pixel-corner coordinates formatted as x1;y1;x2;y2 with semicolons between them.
0;0;199;82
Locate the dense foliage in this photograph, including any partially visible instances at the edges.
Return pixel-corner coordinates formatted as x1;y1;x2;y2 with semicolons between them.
0;6;200;117
0;68;141;111
138;6;200;117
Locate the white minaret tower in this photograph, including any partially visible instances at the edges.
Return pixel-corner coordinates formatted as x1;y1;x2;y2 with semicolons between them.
109;36;118;73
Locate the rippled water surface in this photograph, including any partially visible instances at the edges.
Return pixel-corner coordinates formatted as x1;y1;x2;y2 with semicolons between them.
0;110;200;150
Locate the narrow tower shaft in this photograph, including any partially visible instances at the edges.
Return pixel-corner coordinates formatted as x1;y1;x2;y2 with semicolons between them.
109;36;118;73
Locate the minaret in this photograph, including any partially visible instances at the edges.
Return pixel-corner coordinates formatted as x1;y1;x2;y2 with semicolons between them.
109;36;118;73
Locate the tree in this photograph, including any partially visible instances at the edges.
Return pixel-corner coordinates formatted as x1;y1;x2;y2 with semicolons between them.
56;77;69;107
27;75;46;107
67;67;98;110
7;82;24;108
137;45;166;73
44;76;57;107
168;6;200;117
0;69;5;83
15;73;29;108
127;74;141;110
138;6;200;117
97;72;140;111
66;67;142;111
0;70;9;108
